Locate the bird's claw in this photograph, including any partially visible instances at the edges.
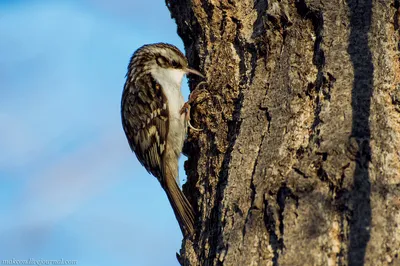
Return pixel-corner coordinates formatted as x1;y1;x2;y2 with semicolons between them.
180;102;202;132
180;81;209;132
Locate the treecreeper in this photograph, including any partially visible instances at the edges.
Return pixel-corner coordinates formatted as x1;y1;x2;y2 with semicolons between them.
121;43;203;236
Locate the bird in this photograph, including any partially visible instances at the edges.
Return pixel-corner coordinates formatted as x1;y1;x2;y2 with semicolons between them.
121;43;203;236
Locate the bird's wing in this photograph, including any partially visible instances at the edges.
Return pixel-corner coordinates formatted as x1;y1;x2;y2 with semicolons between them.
121;73;169;180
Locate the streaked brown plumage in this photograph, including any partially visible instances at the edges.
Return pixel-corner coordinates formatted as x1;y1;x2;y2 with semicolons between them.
121;43;202;235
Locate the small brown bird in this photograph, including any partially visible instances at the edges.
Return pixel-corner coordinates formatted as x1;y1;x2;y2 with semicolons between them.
121;43;203;235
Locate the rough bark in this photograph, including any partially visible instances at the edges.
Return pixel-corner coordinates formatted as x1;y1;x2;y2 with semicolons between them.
167;0;400;265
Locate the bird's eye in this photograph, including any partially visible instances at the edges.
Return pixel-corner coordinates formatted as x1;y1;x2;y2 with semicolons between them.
156;56;166;66
171;60;179;68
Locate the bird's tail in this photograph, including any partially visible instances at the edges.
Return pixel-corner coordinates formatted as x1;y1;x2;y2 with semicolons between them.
163;166;195;236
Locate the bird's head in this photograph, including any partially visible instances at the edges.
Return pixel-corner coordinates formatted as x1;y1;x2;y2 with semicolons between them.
128;43;203;88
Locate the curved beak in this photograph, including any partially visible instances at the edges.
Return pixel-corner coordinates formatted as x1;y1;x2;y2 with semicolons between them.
185;68;205;78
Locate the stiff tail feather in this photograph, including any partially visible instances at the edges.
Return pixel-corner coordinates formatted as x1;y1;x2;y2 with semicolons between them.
164;171;195;236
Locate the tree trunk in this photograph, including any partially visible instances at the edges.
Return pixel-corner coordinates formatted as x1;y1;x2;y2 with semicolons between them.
167;0;400;265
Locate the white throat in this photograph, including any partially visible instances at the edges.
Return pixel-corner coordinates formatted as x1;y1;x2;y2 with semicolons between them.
151;67;185;119
151;67;185;90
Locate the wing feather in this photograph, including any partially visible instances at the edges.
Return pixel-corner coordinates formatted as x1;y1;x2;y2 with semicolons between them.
121;74;168;180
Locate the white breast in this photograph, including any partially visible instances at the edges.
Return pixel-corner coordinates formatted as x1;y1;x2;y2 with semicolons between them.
151;68;185;118
151;67;186;157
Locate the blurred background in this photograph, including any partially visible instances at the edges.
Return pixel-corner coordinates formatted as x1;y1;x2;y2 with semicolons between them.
0;0;190;265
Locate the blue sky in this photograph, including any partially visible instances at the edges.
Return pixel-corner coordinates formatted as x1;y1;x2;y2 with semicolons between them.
0;1;190;265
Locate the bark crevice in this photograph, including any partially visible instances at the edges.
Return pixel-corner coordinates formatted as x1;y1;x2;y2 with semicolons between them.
263;199;281;266
347;0;373;265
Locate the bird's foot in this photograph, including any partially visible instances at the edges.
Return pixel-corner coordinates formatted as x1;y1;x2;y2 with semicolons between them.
180;102;202;132
180;81;209;132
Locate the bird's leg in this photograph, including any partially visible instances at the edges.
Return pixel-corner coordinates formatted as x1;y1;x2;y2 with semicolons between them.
180;101;202;132
180;81;207;132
